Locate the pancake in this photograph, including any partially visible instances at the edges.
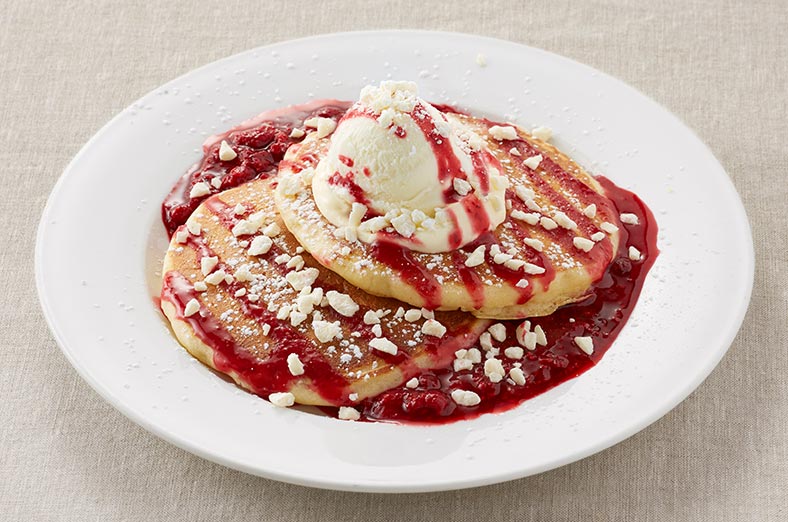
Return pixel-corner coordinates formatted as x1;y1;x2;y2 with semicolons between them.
159;178;488;407
274;112;622;319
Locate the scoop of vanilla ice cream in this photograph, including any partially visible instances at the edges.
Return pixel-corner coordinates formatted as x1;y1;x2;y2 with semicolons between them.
311;81;507;253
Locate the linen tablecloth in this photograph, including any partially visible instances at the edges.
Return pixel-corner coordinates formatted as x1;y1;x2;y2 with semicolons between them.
2;1;786;520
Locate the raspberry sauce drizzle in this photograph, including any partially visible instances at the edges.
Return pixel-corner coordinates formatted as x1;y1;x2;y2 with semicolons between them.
195;196;477;378
161;266;351;404
358;177;658;423
160;101;659;424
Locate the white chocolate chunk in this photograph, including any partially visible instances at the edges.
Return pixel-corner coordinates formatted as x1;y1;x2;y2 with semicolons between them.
326;291;359;317
189;182;211;199
493;252;513;264
620;213;639;225
315;118;337;139
289;128;305;138
233;265;254;282
509;147;521;156
574;336;594;355
363;310;380;325
174;228;189;244
504;346;524;359
348;203;367;229
451;389;481;407
276;304;291;321
489;125;518;141
484;358;505;383
523;237;544;252
248;235;273;256
391;213;416;238
370;337;398;355
534;325;548;346
540;217;558;230
515;321;529;347
183;298;200;317
287;353;305;376
465;245;486;267
278;174;303;197
421;319;447;337
218;140;237;161
591;231;606;242
509;367;526;385
193;281;207;292
488;323;507;342
200;256;219;275
573;236;595;252
600;221;619;234
479;332;494;352
454;358;473;372
285;268;319;291
523;263;546;275
231;211;266;237
511;209;536;225
405;377;419;389
269;392;295;408
338;406;360;421
186;220;201;236
583;203;597;218
312;320;342;343
289;311;307;327
204;269;227;285
453;177;472;196
523;331;537;351
523;154;543;170
514;185;536;202
553;211;577;230
504;259;526;270
404;309;422;322
263;222;281;237
628;246;642;261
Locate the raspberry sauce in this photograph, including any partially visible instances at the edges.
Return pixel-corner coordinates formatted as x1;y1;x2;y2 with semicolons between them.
161;101;351;236
160;101;659;424
359;177;658;423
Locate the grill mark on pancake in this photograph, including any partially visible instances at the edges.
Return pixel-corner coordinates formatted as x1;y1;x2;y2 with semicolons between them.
370;241;443;310
466;232;534;304
504;133;617;235
450;250;486;310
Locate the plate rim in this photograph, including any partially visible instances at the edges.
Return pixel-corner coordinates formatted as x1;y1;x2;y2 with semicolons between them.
35;29;755;493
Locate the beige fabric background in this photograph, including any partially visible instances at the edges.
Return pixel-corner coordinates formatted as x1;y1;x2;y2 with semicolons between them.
1;0;786;520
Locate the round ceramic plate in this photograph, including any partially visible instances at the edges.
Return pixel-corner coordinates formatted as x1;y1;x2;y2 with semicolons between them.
36;31;753;493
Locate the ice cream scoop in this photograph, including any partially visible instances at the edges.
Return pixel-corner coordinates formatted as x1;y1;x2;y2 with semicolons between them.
311;81;508;253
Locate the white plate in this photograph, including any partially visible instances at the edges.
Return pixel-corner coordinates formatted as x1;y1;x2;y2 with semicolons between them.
36;31;753;493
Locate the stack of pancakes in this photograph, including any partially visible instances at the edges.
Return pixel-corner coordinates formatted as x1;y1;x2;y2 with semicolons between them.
160;110;623;411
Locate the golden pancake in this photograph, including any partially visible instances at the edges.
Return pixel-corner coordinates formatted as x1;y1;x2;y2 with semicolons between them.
275;112;622;319
159;178;488;407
